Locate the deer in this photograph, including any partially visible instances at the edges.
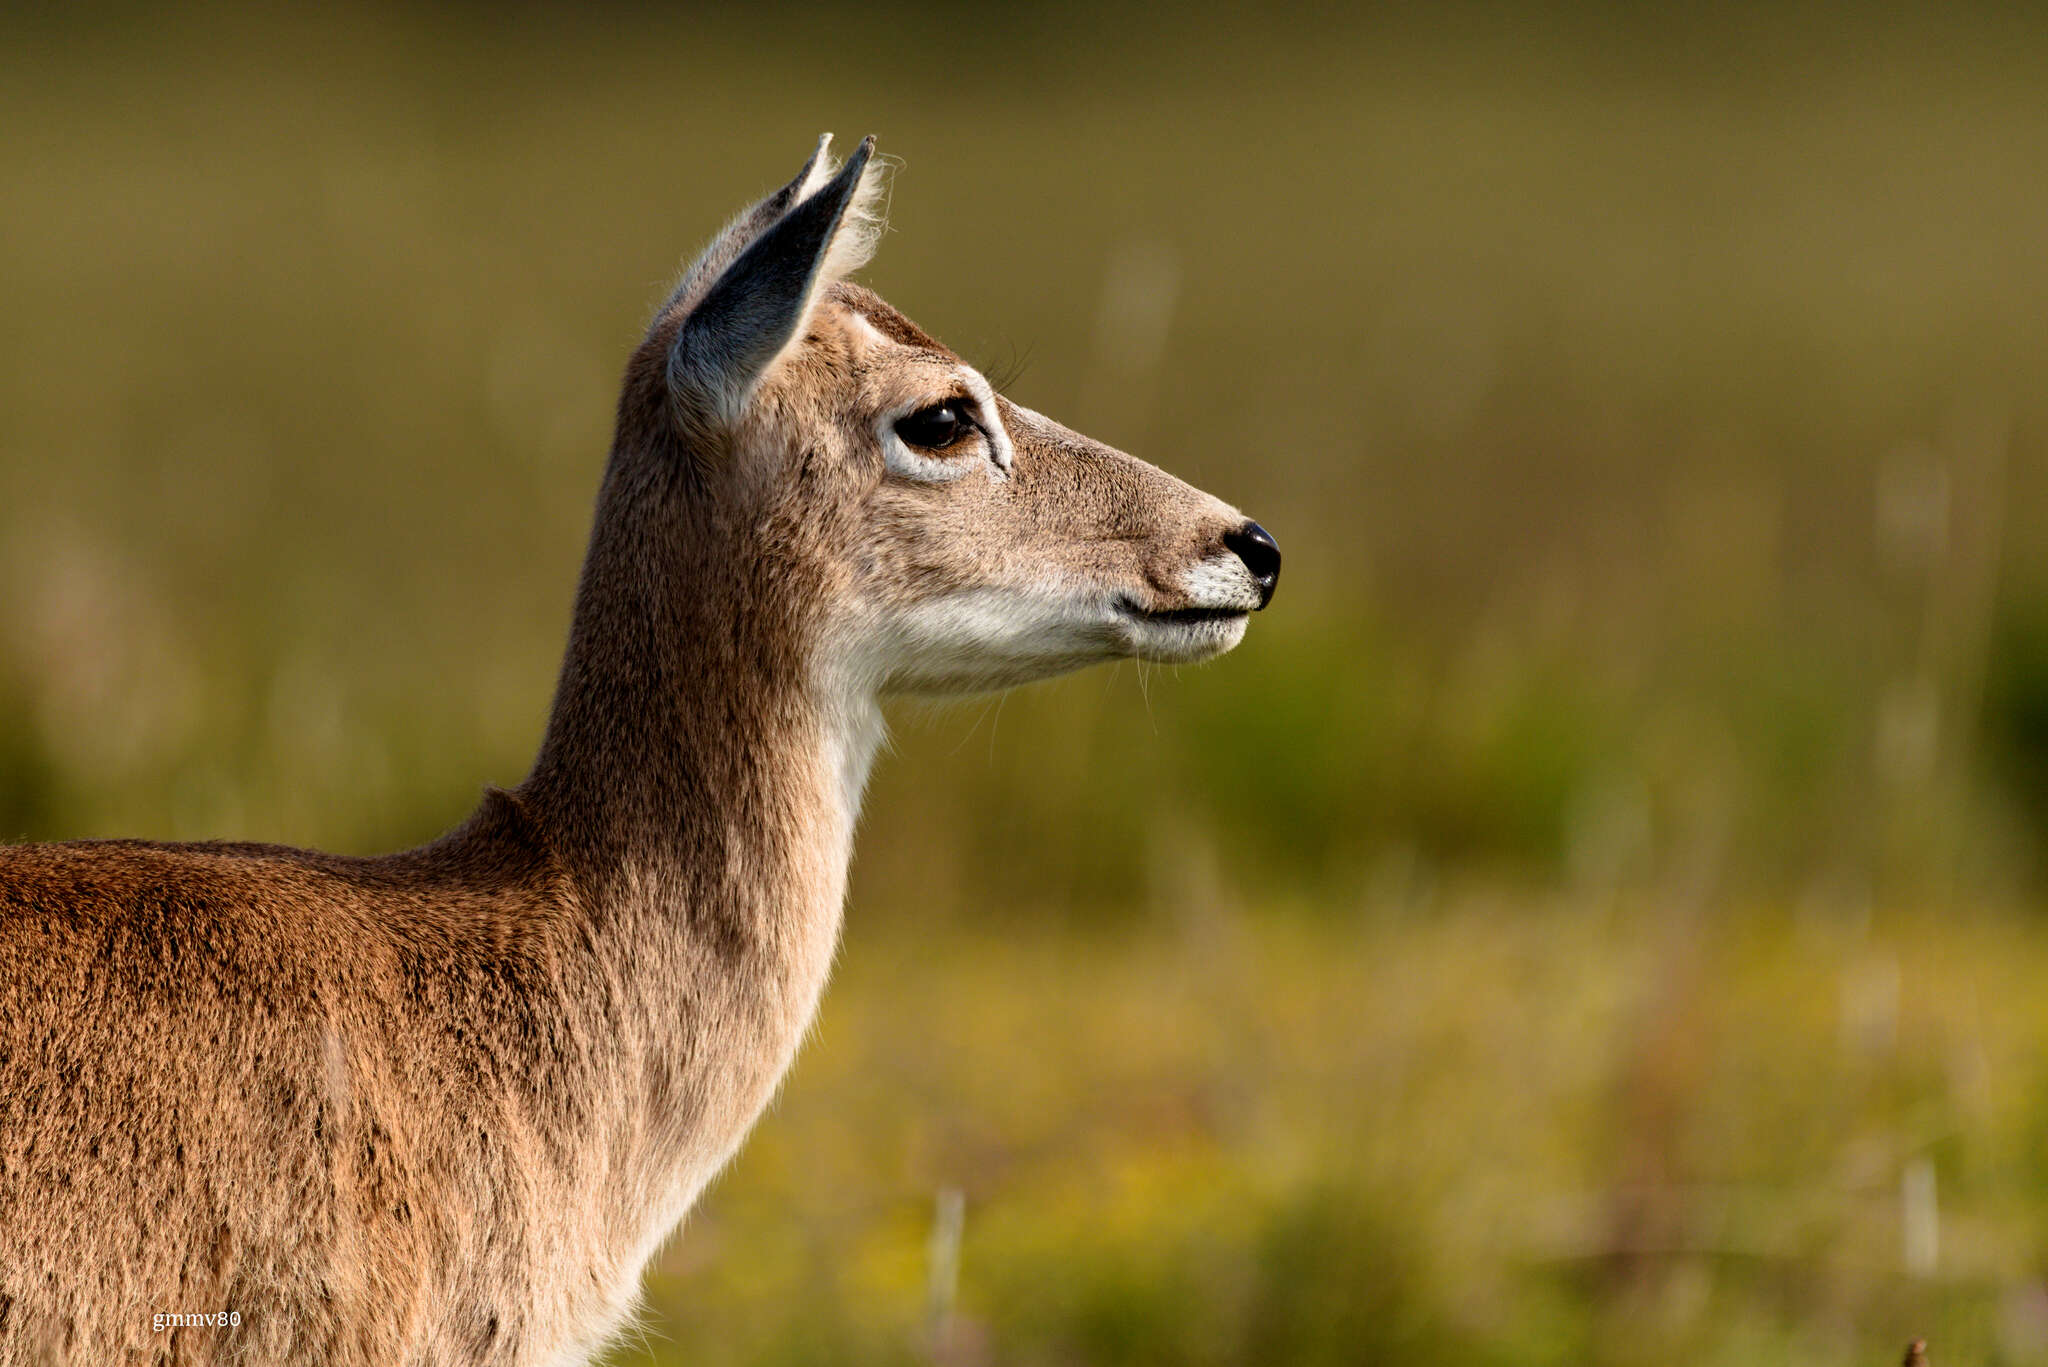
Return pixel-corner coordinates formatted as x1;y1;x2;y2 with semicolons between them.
0;134;1280;1366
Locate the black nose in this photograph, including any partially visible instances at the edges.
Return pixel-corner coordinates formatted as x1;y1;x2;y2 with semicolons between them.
1224;521;1281;608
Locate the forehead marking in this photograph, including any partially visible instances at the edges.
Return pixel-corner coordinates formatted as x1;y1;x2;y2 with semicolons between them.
849;313;893;350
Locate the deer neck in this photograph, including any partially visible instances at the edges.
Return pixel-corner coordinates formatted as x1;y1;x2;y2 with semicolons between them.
527;464;879;883
515;468;884;1192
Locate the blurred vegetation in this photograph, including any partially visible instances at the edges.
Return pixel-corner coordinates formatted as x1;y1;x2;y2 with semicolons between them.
5;3;2048;1363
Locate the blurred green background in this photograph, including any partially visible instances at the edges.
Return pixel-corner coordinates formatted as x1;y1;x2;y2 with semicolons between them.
7;4;2048;1363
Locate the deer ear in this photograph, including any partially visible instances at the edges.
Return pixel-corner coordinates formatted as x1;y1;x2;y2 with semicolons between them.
661;134;834;317
667;135;879;429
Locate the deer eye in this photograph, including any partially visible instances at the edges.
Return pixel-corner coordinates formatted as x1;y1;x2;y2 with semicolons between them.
895;402;974;451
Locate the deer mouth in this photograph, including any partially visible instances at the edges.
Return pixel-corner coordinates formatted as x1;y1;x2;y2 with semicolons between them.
1113;596;1252;663
1115;598;1251;627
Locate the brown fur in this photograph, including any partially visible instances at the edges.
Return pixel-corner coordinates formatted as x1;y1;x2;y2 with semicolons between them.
0;144;1271;1365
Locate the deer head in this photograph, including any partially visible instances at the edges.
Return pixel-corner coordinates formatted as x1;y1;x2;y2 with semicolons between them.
601;134;1279;711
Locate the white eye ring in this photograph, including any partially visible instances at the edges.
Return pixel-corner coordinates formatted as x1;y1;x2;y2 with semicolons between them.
878;366;1014;484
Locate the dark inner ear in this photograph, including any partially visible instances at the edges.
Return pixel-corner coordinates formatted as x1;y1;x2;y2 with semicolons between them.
666;138;875;428
659;135;832;322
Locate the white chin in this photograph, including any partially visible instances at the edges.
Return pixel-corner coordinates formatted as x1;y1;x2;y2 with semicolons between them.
861;590;1253;695
1118;610;1251;664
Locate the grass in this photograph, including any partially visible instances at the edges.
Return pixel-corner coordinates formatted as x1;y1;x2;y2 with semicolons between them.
620;897;2048;1366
